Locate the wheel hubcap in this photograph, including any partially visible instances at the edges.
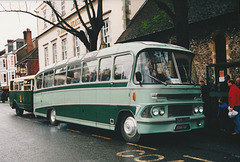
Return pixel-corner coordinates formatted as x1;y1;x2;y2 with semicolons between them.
51;110;56;122
124;116;137;137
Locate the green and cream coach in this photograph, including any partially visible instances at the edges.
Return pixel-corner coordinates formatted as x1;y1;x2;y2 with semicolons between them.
33;41;204;142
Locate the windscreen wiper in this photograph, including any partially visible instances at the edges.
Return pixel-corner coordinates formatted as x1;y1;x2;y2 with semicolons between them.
146;74;168;86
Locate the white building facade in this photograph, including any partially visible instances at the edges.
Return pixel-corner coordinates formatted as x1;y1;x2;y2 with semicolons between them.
0;39;24;88
36;0;145;70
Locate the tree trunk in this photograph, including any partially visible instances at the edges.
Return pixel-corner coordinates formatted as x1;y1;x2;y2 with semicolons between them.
173;0;189;49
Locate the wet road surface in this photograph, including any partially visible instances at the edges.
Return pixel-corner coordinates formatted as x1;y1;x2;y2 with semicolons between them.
0;102;240;162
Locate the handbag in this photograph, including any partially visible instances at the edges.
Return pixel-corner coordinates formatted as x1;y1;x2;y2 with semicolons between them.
228;108;239;118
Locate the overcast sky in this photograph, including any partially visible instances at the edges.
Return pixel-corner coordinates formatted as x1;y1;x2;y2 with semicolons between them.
0;1;41;50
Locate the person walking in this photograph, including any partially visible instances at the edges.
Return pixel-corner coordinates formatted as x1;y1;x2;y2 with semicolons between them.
1;90;7;103
217;97;229;133
227;79;240;135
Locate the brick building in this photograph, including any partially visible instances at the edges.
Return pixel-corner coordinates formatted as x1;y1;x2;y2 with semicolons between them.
0;29;39;92
16;29;39;77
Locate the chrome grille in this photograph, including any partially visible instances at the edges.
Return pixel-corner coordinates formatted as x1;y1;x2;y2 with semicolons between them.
168;105;193;117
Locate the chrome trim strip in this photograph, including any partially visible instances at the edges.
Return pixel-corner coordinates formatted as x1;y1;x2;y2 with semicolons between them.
34;86;201;95
34;103;137;110
56;116;115;128
137;116;205;124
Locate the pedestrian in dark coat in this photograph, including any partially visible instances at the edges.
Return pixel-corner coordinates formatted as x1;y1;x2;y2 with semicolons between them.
1;90;7;103
217;97;229;132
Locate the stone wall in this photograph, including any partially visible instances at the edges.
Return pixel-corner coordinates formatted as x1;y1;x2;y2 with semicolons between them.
188;16;240;82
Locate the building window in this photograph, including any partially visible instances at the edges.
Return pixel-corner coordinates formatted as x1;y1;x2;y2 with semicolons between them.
9;71;15;80
72;1;75;8
103;20;110;47
43;9;47;28
61;0;65;16
44;47;49;66
51;2;56;22
3;59;6;68
10;56;14;66
52;43;57;63
74;36;80;56
3;73;7;82
11;71;15;80
62;39;67;60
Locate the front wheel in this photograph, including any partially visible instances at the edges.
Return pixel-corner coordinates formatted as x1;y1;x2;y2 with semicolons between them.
120;114;141;143
49;109;58;126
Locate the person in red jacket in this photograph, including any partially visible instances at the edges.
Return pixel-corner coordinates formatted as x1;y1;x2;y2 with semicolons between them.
228;79;240;135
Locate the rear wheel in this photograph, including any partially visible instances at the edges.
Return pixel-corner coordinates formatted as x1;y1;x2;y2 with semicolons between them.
49;109;57;126
15;104;24;116
16;108;24;116
120;114;141;143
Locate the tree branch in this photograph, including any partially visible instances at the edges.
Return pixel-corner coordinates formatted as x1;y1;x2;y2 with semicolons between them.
89;0;96;19
73;0;88;31
44;1;78;35
97;0;103;21
84;0;94;26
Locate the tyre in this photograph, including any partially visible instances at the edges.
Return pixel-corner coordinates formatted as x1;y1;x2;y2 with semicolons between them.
16;108;24;116
15;104;24;116
120;114;141;143
49;109;58;126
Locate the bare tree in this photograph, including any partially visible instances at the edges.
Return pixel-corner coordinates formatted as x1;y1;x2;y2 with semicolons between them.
154;0;189;49
0;0;104;52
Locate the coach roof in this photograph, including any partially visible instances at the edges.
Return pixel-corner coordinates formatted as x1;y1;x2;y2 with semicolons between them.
39;41;193;73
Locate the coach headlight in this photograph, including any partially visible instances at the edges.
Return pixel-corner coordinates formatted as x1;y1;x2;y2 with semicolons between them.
199;106;203;113
152;108;159;116
194;107;199;113
159;108;165;116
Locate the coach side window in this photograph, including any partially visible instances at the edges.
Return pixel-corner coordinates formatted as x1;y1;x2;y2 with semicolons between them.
99;57;112;81
114;54;133;80
43;71;54;88
14;82;19;90
67;64;81;84
82;61;98;83
36;74;43;89
19;81;24;91
55;67;66;86
24;79;33;91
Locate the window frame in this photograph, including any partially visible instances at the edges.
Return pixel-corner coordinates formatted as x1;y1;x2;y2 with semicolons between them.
44;46;49;66
52;43;57;63
98;57;112;82
113;54;133;81
62;38;67;60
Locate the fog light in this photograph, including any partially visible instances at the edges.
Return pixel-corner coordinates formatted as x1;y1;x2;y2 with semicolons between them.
152;108;159;116
197;121;202;127
159;108;165;116
199;106;203;113
194;107;198;113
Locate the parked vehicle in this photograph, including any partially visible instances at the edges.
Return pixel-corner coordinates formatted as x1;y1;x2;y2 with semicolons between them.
9;75;34;116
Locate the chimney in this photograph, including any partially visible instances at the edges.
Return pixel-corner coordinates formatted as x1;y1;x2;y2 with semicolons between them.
23;28;33;53
7;40;14;43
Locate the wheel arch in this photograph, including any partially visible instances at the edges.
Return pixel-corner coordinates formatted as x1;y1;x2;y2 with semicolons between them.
115;110;135;132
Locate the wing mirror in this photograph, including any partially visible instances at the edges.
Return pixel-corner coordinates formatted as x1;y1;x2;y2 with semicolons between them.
135;72;142;86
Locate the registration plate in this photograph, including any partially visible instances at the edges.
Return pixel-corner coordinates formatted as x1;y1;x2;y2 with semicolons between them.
174;124;190;131
176;117;190;123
